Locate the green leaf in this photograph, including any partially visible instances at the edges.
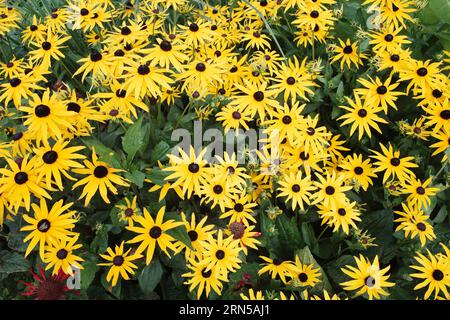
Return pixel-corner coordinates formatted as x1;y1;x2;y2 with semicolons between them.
122;117;147;163
125;170;146;188
166;225;194;251
0;251;29;274
276;215;304;256
81;255;99;290
147;167;170;186
81;137;123;168
433;206;448;224
139;259;163;295
150;141;171;164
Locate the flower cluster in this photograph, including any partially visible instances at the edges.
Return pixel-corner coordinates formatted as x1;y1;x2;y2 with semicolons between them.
0;0;448;301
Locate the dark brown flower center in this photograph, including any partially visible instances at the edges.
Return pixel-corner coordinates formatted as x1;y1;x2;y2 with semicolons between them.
440;110;450;120
35;104;50;117
196;63;206;72
310;10;319;18
93;165;108;178
282;115;292;124
67;102;81;113
338;208;346;216
188;163;199;173
90;51;102;62
343;45;353;54
358;109;367;117
234;203;244;212
365;276;376;287
286;77;295;85
159;40;172;51
42;41;51;50
43;151;58;164
377;85;387;94
213;185;223;194
37;219;51;232
416;67;428;77
14;171;29;185
298;272;308;282
354;166;363;175
384;34;393;42
188;230;198;242
253;91;264;101
201;268;211;278
390;157;400;166
432;269;444;281
113;255;124;266
121;26;131;35
215;249;225;260
137;65;150;75
10;78;21;87
189;23;199;32
56;249;68;259
325;186;335;195
291;184;300;192
149;226;162;239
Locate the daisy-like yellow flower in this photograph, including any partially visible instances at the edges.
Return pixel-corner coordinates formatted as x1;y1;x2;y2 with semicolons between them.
330;39;367;70
201;230;242;278
410;250;450;299
340;255;395;300
230;80;281;120
183;258;226;299
227;222;261;255
0;73;44;107
338;93;388;140
402;176;440;209
0;156;51;212
270;56;317;102
394;203;436;247
29;32;70;70
20;199;77;259
122;60;174;99
313;171;352;209
399;59;446;94
98;242;141;287
277;170;315;211
43;235;84;276
126;206;183;265
115;196;140;226
341;153;377;191
163;146;210;198
290;255;322;288
220;194;258;226
73;49;113;82
72;149;129;206
369;25;411;53
258;256;297;284
317;200;361;235
430;129;450;161
370;143;418;183
422;99;450;133
216;105;252;133
355;76;404;113
33;140;85;191
19;89;75;144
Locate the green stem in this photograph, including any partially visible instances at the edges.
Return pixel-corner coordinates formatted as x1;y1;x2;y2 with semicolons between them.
242;0;286;59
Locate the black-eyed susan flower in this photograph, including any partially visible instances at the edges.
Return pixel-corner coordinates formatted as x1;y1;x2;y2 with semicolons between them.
258;256;297;284
330;39;367;70
410;250;450;299
317;200;361;234
240;288;265;300
220;194;258;226
0;156;51;212
34;140;85;191
394;203;436;246
126;206;182;265
201;230;241;278
0;73;44;107
175;212;215;260
277;170;315;211
115;196;140;226
227;221;261;255
338;93;388;140
312;171;352;209
342;153;377;191
290;255;321;288
340;255;395;300
20;89;74;144
163;146;210;198
72;149;129;206
355;76;403;113
183;257;226;299
402;176;440;209
98;242;141;287
370;143;418;183
369;25;411;54
21;199;77;259
216;105;252;133
43;235;84;276
29;32;70;70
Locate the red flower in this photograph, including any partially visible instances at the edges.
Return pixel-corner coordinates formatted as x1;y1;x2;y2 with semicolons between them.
20;266;73;300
